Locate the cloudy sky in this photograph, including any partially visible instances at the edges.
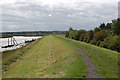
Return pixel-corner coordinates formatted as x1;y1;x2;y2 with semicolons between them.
0;0;119;32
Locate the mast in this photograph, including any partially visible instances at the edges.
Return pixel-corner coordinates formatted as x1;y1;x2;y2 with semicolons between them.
8;38;9;46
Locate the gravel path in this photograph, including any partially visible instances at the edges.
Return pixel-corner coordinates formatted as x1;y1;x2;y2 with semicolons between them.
64;40;101;78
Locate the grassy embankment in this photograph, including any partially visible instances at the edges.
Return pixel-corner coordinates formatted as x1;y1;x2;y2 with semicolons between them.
2;38;42;72
2;35;87;78
57;35;119;78
2;35;119;78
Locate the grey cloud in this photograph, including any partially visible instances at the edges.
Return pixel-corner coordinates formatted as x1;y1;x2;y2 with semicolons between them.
118;1;120;18
1;1;118;32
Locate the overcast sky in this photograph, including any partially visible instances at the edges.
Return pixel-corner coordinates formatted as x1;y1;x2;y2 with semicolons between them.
0;0;119;32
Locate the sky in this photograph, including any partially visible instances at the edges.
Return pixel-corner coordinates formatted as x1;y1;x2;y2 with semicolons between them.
0;0;119;32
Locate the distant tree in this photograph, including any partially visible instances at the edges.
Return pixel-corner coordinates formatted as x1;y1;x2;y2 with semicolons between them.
71;29;86;40
94;30;108;41
112;18;120;35
77;30;86;41
65;18;120;52
100;36;120;51
99;23;106;29
88;30;94;41
83;33;90;43
66;27;74;38
78;30;86;36
68;27;73;32
69;30;75;39
90;30;108;45
90;38;97;45
71;30;79;40
80;33;86;41
106;23;112;30
65;31;69;37
80;30;94;43
94;27;100;32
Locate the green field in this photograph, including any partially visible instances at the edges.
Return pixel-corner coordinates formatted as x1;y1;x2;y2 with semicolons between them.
2;35;119;78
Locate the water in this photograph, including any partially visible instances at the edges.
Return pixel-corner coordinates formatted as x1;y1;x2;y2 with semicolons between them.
0;36;42;52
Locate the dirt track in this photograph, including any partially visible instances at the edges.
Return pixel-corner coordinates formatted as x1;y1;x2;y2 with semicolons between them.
64;40;101;78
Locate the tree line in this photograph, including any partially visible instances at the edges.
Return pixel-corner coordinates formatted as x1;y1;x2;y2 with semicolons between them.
65;18;120;52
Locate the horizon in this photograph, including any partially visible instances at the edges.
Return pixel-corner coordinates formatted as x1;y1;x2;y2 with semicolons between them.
0;30;66;33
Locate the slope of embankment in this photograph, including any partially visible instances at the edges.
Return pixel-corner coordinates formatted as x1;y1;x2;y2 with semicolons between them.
2;35;118;78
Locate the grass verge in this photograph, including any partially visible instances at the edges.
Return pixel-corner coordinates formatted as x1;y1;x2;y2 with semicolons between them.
57;35;119;78
2;35;87;78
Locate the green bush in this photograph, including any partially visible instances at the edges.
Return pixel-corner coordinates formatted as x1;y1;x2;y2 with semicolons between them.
90;38;98;45
65;18;120;52
100;36;120;52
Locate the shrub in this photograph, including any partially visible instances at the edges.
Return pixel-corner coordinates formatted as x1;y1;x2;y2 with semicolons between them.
94;30;108;41
112;18;120;35
90;39;97;45
100;36;120;52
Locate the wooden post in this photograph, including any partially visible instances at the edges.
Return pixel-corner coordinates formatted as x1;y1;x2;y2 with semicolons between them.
13;38;18;46
11;37;12;45
13;38;15;45
8;38;9;46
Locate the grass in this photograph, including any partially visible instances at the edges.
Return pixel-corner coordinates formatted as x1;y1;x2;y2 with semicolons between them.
2;38;40;72
57;35;119;78
2;35;87;78
2;35;119;78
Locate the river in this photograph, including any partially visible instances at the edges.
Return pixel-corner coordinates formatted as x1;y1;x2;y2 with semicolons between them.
0;36;42;52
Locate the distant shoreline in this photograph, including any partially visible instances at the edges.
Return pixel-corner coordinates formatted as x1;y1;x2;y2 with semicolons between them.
0;31;65;38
